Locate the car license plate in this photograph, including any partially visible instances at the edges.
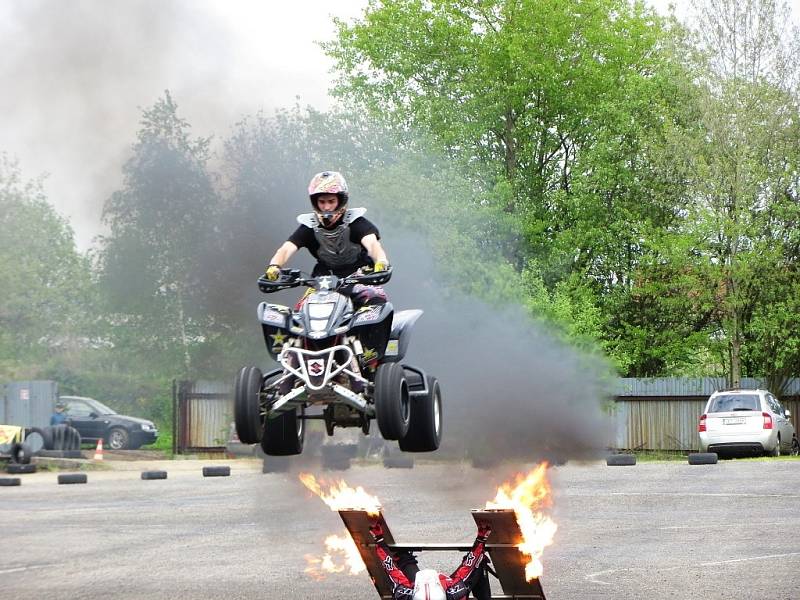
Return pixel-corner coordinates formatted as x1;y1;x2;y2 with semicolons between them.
723;417;745;425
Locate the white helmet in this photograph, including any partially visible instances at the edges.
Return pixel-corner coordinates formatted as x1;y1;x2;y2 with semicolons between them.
412;569;446;600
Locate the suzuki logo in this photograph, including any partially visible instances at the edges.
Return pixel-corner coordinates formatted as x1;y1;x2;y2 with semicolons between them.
308;359;325;376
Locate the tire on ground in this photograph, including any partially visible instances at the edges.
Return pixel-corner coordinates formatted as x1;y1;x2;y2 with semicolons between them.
261;406;305;456
202;466;231;477
262;456;292;473
141;470;168;480
10;442;32;464
234;366;264;445
374;362;410;441
0;477;21;486
58;473;87;484
6;463;37;474
321;444;356;471
606;454;637;466
399;376;442;453
688;452;718;465
383;452;414;469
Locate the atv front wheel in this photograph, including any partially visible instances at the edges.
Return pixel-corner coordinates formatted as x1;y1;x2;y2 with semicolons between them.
234;366;264;445
261;406;305;456
399;376;442;452
374;362;410;441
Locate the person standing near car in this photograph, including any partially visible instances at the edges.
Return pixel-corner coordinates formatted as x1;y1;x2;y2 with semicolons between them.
263;170;391;308
50;400;67;426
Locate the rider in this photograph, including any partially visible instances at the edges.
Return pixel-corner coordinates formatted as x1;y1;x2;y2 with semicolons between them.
369;519;493;600
264;170;390;291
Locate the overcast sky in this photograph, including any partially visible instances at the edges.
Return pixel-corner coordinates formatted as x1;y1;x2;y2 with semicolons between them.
0;0;788;249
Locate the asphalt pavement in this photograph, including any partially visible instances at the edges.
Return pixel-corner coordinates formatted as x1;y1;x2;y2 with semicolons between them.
1;458;798;599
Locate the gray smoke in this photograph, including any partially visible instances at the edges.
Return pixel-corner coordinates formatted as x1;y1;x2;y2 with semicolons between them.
381;227;615;464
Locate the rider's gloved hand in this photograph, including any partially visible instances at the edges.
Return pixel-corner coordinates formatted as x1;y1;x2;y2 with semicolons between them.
477;522;492;542
373;261;389;273
265;264;281;281
369;520;385;542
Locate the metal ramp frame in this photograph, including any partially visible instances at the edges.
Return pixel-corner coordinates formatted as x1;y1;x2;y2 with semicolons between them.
338;508;546;599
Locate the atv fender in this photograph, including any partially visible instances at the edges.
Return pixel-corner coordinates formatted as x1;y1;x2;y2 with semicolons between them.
383;309;423;363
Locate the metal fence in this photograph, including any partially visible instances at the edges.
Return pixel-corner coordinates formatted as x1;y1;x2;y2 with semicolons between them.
173;378;800;453
173;380;233;454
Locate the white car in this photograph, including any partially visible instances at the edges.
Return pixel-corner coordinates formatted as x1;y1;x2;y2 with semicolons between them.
698;389;799;456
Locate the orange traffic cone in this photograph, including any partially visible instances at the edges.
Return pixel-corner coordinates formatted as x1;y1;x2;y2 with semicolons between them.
93;438;104;461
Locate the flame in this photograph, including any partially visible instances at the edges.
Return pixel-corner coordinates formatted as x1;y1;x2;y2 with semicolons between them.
485;462;557;581
304;531;367;580
299;473;382;515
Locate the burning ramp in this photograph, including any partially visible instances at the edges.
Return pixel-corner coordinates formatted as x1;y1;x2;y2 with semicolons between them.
338;508;546;599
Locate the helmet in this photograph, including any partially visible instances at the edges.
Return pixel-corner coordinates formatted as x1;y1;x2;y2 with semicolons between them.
55;400;66;410
412;570;446;600
308;171;349;211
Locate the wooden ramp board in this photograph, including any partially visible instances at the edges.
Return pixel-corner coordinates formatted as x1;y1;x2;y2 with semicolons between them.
338;509;546;600
471;509;546;599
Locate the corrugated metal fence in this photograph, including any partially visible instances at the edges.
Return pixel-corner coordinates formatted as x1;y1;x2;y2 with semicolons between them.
173;380;233;453
173;377;800;453
614;378;800;451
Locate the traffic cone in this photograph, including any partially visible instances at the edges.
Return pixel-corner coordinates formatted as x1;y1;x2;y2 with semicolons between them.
93;438;104;461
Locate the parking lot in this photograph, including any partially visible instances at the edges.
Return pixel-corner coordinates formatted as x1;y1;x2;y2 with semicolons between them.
2;459;798;599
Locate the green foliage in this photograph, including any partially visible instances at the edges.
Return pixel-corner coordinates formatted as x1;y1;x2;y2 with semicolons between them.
0;154;94;380
98;91;220;377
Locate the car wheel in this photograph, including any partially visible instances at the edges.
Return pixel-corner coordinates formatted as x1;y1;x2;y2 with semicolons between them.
107;427;130;450
770;436;781;457
399;376;442;453
791;438;799;457
374;362;410;441
234;366;264;445
261;406;305;456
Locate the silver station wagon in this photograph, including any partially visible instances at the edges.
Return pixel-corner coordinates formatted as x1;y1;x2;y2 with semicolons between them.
698;389;799;456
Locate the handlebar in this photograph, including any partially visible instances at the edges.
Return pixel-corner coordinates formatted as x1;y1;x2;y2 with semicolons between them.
257;266;392;293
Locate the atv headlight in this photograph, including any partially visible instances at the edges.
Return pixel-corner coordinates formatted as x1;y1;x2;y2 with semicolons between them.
308;303;335;319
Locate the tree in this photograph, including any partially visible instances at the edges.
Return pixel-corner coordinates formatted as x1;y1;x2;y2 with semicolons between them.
98;91;220;375
326;0;702;371
0;154;93;379
684;0;800;387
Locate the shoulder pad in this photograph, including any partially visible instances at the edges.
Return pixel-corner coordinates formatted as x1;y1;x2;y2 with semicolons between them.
296;213;319;228
344;207;367;224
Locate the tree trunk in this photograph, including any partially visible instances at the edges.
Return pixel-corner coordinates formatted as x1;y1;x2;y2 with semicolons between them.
176;285;191;375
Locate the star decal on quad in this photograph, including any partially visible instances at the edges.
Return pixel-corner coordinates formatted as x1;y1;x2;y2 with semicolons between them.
270;332;288;347
362;347;377;362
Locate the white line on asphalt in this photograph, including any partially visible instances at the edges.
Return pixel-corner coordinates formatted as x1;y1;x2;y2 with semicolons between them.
586;552;800;585
610;492;800;499
0;563;55;575
658;521;785;530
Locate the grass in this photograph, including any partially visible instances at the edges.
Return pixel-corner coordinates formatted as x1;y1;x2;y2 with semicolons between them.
630;450;800;462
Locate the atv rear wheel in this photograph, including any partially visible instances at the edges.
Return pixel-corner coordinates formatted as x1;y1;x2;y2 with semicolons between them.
261;406;305;456
234;366;264;445
399;376;442;452
374;362;410;441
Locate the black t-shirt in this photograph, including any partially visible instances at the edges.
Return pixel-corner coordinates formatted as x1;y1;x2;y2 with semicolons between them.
288;216;380;277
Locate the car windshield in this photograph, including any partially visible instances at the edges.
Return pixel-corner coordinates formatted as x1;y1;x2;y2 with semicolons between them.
708;393;760;413
84;398;117;415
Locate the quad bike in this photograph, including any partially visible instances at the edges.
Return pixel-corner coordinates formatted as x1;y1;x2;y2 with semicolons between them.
234;267;442;456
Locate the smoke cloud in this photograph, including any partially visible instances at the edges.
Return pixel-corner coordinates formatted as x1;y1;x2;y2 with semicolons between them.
382;227;615;464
